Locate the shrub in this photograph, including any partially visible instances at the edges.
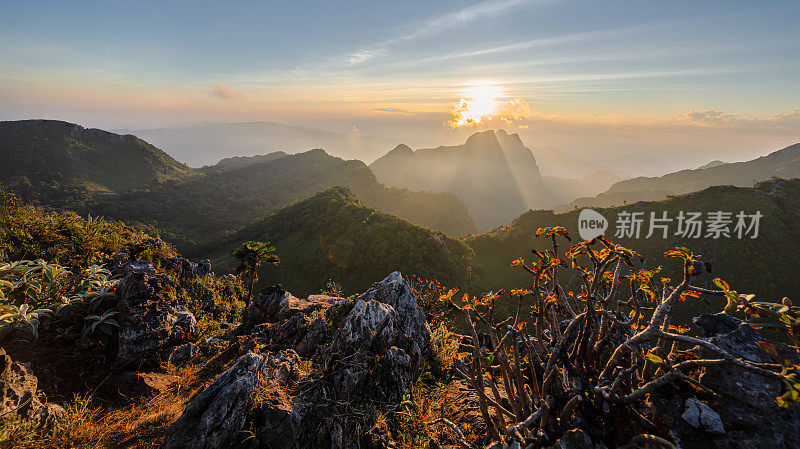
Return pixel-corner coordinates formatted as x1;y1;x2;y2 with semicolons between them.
447;227;800;446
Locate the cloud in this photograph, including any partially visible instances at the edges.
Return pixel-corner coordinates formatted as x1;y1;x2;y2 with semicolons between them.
344;0;541;65
448;97;539;128
345;49;385;65
682;109;800;131
373;107;414;113
684;110;741;126
400;0;536;43
208;83;245;100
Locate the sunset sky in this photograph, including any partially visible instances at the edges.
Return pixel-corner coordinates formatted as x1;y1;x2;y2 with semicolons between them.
2;0;799;167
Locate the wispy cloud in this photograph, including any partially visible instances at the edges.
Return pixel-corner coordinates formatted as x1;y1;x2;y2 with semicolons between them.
343;0;544;65
683;109;800;132
374;107;414;113
208;83;244;100
346;49;386;66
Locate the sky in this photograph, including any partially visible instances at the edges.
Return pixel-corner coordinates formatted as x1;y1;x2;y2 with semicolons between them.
2;0;800;170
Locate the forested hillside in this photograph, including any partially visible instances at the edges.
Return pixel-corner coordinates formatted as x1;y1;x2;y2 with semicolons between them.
0;120;194;206
467;178;800;320
93;149;476;248
204;186;482;296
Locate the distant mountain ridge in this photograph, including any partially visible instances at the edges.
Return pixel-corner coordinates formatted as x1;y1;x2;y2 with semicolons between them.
0;120;476;249
560;142;800;210
0;119;194;204
370;129;556;229
121;121;397;166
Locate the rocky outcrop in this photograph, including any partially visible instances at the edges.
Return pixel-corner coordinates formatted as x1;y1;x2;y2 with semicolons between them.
163;350;306;449
649;313;800;449
247;285;338;324
164;272;432;448
116;269;198;370
0;348;41;419
322;272;430;399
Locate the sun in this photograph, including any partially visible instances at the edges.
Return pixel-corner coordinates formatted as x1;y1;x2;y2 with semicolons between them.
449;81;502;127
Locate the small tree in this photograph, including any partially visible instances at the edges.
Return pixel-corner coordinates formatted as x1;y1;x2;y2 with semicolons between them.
233;241;279;308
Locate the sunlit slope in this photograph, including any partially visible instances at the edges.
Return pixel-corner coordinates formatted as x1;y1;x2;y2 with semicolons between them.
205;186;482;296
95;148;476;248
0;119;194;205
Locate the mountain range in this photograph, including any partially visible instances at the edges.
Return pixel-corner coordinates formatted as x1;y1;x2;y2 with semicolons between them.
119;121;398;166
4;118;800;304
370;129;555;229
0;120;476;248
561;142;800;211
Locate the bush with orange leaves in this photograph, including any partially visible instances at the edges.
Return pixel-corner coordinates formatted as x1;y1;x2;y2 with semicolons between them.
442;227;800;448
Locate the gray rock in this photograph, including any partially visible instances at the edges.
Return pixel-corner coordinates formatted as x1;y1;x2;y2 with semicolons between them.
682;398;725;435
330;299;397;354
323;272;431;400
0;348;41;419
116;271;198;370
162;350;304;449
248;285;338;324
356;271;430;355
167;342;199;368
651;313;800;449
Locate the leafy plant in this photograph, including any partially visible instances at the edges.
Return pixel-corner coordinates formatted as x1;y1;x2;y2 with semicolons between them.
81;310;120;340
447;229;798;447
233;241;280;308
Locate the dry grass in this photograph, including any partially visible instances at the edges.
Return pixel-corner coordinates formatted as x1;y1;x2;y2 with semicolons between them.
1;337;254;448
1;363;203;449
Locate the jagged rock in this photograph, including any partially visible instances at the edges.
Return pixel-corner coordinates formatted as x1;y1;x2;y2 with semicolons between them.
295;315;329;357
116;270;198;370
0;348;41;418
167;342;199;368
682;398;725;435
163;350;305;449
248;285;338;324
356;271;430;355
650;313;800;449
323;272;430;400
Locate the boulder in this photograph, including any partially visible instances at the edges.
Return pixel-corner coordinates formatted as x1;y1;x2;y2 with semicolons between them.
322;272;430;400
0;348;41;419
248;285;338;324
167;342;199;368
682;398;725;435
650;313;800;449
116;270;198;370
163;350;305;449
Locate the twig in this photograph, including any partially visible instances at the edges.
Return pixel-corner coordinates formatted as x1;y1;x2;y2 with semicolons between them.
429;418;472;449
